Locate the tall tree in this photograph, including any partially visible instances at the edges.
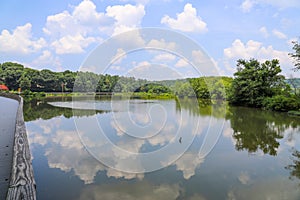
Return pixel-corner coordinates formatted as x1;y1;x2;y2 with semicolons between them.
229;59;285;107
289;40;300;71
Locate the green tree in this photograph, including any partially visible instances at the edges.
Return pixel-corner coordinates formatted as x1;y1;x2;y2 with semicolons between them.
0;62;24;90
174;82;195;97
18;75;31;90
289;40;300;71
189;78;210;99
229;59;285;107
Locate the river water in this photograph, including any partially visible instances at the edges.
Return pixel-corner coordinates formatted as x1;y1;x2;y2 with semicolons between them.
24;97;300;200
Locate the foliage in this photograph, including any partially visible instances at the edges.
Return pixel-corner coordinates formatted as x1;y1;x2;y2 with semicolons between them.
0;62;233;100
18;74;31;90
289;40;300;71
229;59;286;107
286;78;300;97
188;77;210;99
181;76;232;99
0;62;145;93
262;95;300;112
134;83;171;94
0;62;24;90
174;81;195;97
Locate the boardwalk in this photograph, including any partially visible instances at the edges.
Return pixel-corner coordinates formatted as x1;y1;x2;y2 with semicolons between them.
0;96;18;200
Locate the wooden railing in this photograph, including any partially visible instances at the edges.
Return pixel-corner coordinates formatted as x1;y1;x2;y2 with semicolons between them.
5;96;36;200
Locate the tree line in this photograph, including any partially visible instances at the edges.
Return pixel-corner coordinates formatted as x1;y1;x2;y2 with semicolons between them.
0;61;232;98
1;40;299;112
0;60;298;111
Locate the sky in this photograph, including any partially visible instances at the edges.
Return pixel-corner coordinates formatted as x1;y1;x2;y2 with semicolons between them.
0;0;300;78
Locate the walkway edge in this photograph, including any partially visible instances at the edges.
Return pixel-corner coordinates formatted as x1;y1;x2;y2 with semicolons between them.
6;97;36;200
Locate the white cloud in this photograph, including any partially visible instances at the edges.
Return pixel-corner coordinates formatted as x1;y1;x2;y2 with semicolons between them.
161;3;207;33
43;0;107;54
240;0;255;12
128;61;182;80
175;58;189;68
72;0;106;26
43;0;108;37
152;53;176;63
224;39;262;59
147;39;177;51
31;50;62;70
224;39;294;74
114;29;146;50
106;4;145;35
272;29;287;39
259;26;269;38
51;34;96;54
0;23;46;54
43;1;145;54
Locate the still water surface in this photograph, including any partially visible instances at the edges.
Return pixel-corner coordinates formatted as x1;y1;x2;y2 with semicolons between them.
24;97;300;200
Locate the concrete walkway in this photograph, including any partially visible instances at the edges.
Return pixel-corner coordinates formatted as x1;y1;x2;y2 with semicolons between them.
0;96;19;200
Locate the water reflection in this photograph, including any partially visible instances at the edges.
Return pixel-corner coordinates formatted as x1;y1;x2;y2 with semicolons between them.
27;117;144;184
227;178;300;200
24;98;300;199
78;182;181;200
226;106;300;156
286;148;300;182
23;99;108;122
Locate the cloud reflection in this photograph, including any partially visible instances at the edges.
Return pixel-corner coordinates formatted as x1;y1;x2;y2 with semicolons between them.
227;177;300;200
77;182;180;200
26;98;226;183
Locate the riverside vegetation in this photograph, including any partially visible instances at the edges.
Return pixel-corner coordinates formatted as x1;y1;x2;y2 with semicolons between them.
1;40;300;112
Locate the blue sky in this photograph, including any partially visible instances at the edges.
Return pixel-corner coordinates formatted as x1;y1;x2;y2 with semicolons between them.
0;0;299;78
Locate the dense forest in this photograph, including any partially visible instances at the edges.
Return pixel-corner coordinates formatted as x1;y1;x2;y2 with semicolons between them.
0;61;233;99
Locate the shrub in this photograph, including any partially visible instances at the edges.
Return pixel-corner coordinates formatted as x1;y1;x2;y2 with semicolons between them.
262;95;300;111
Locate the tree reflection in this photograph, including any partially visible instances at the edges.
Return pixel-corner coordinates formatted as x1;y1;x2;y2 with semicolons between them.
286;148;300;181
227;106;300;156
175;98;228;118
177;99;300;156
23;98;107;122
